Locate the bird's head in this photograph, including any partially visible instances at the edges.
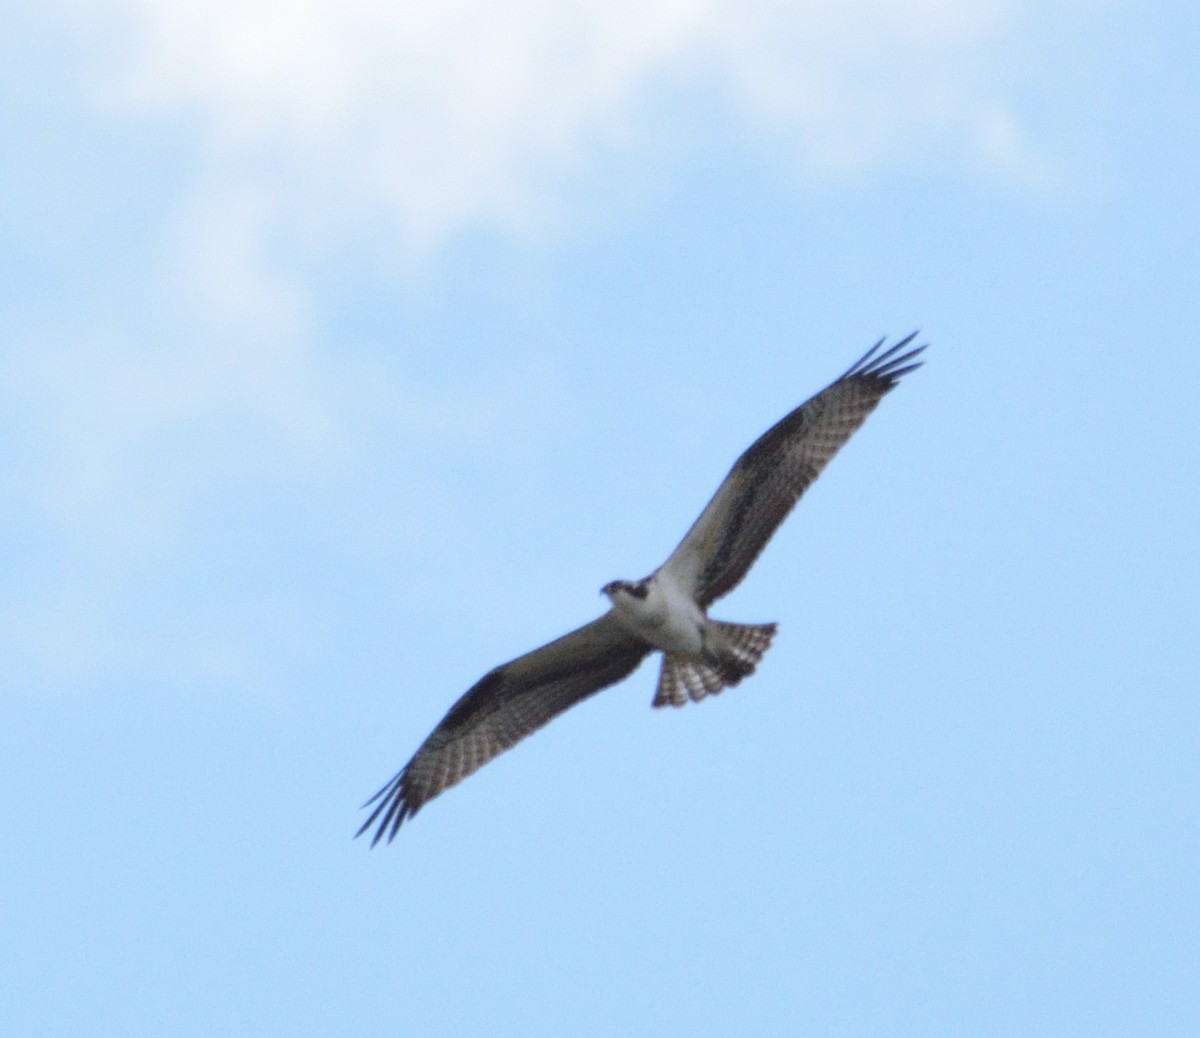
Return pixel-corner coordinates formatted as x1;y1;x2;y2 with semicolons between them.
602;579;649;601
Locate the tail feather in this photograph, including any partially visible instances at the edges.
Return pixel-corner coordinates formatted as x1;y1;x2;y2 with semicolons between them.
653;621;777;708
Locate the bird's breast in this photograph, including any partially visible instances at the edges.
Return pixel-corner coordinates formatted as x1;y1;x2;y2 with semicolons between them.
611;577;705;655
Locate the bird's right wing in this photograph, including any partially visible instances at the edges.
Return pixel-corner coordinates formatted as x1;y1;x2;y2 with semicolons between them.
357;612;651;844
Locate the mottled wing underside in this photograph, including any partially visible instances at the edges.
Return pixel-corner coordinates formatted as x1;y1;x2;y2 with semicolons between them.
357;612;651;844
661;334;925;607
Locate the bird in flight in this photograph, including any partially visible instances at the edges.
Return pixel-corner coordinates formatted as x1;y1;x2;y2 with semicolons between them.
358;334;925;843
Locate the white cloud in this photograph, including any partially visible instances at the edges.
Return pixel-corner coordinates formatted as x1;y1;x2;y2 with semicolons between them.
72;0;1028;250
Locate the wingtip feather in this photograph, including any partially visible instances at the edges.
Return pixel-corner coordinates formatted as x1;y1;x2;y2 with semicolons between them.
840;332;926;387
355;769;416;846
837;335;888;381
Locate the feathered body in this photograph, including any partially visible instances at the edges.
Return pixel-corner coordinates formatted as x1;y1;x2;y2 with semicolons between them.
358;334;925;843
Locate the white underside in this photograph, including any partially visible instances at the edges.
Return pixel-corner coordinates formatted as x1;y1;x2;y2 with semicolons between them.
606;572;706;655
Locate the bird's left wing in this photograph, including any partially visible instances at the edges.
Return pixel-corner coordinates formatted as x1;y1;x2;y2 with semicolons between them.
660;334;925;607
357;612;651;844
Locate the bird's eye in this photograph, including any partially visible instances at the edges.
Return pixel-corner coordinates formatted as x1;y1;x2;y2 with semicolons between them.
629;583;649;600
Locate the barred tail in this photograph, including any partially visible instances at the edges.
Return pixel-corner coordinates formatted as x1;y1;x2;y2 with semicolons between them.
653;621;777;708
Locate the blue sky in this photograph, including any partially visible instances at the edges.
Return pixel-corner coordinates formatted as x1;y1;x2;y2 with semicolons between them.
3;1;1198;1034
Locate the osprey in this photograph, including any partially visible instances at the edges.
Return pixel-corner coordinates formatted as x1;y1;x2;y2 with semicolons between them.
359;334;925;843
